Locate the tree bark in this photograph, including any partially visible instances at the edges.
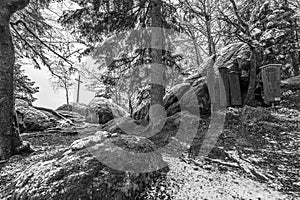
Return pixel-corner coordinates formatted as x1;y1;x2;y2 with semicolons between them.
150;0;165;107
128;95;133;116
292;51;300;76
150;1;165;103
65;85;69;106
204;0;215;56
0;0;29;160
205;16;215;56
148;0;166;132
192;35;202;67
245;48;257;105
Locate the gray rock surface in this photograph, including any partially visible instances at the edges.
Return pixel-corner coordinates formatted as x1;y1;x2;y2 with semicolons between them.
133;78;210;120
12;132;168;200
103;111;203;153
56;102;89;117
86;97;129;124
282;75;300;90
133;43;252;121
15;99;57;132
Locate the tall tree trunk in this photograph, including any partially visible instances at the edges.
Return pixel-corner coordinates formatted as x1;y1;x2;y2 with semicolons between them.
192;36;202;67
150;0;165;111
205;0;215;56
65;87;69;106
128;95;133;116
205;19;215;56
0;0;29;160
245;47;257;105
291;51;300;76
292;17;299;76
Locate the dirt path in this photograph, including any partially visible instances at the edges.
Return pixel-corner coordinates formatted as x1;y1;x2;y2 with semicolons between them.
139;154;292;200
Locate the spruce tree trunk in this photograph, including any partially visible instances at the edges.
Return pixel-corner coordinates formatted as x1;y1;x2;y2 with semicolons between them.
150;0;165;118
0;0;29;160
292;51;300;76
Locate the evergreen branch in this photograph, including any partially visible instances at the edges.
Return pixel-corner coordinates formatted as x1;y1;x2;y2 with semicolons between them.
11;25;63;80
10;20;75;68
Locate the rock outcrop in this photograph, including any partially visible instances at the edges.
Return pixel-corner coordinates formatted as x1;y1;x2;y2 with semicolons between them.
132;43;253;121
282;75;300;90
214;42;251;72
86;97;129;124
133;78;210;120
103;111;204;154
12;132;168;200
56;102;89;117
15;99;57;133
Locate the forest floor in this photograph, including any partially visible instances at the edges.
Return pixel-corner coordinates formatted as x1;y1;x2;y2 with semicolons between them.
139;92;300;199
0;91;299;199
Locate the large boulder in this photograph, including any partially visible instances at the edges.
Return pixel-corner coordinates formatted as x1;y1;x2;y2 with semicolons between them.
12;132;168;200
164;83;191;113
86;97;129;124
214;42;251;72
133;78;210;120
103;111;204;152
164;80;210;117
281;75;300;90
56;102;89;117
190;43;250;76
132;43;252;121
15;99;57;132
183;77;210;114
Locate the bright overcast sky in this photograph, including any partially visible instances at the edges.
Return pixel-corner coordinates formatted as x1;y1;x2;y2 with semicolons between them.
20;1;95;109
24;66;94;109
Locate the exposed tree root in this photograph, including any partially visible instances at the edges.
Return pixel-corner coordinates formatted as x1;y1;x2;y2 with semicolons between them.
225;150;271;182
185;148;272;182
204;157;240;168
32;106;73;124
0;160;8;164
